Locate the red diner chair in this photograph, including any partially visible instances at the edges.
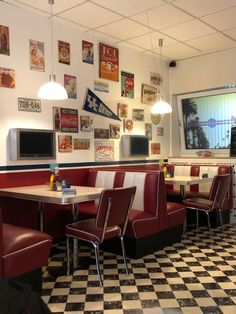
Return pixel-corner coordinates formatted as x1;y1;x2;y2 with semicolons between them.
183;174;231;239
66;186;136;286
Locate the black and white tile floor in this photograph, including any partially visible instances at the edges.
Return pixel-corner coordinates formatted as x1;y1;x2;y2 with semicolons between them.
42;225;236;314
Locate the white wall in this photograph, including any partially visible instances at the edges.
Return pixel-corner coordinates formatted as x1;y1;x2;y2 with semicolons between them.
0;2;171;167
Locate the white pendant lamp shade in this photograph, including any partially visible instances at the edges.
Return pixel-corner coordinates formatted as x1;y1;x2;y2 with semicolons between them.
37;0;68;100
150;37;172;114
37;75;68;100
151;99;172;114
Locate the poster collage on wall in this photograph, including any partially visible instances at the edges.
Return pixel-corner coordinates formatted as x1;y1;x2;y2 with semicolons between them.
0;22;164;160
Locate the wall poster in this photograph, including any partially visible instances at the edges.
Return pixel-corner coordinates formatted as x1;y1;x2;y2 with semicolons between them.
0;67;15;88
151;143;160;155
29;39;45;71
64;74;77;99
121;71;134;98
58;40;70;65
95;140;114;161
53;107;78;133
99;43;119;82
82;40;94;64
141;83;157;105
58;135;72;152
74;138;90;150
0;25;10;55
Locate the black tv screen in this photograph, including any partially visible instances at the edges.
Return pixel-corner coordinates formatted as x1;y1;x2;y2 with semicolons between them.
130;136;149;156
20;130;55;158
9;128;56;160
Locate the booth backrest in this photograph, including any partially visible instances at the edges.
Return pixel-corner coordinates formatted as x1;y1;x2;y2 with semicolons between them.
122;171;158;215
87;169;158;215
87;169;125;188
0;209;3;275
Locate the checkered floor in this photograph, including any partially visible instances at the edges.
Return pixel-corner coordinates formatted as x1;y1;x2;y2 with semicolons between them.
42;224;236;314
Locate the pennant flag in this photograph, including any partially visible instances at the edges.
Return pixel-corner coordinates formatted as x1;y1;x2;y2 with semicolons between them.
83;88;121;121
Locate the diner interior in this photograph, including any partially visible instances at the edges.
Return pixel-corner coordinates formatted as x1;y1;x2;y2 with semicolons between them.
1;0;236;313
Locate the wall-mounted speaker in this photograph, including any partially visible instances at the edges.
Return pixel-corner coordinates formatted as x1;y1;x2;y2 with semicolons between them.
169;61;176;67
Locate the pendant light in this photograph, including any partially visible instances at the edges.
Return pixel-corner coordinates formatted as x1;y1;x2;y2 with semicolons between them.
37;0;68;100
151;38;172;114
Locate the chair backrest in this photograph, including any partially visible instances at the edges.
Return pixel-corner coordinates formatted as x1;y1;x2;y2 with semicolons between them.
0;208;3;275
209;174;231;210
95;186;136;240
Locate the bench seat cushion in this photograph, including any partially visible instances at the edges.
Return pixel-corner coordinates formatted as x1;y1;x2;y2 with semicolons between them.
2;223;52;277
167;202;186;228
125;209;159;239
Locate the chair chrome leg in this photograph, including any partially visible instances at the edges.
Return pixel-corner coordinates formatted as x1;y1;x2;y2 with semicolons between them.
206;212;213;240
93;242;103;287
196;210;199;230
120;236;129;275
66;237;70;276
218;209;224;232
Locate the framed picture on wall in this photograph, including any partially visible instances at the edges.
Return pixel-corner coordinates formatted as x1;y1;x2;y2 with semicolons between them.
117;103;128;119
141;83;157;105
0;25;10;56
29;39;45;72
58;40;70;65
99;43;119;82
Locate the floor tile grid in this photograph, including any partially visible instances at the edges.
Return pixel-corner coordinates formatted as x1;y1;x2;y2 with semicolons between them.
42;225;236;314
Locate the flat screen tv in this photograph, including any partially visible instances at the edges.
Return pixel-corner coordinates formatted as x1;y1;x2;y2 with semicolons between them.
122;135;149;157
10;128;56;160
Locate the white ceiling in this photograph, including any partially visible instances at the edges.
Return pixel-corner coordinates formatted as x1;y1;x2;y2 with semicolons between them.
4;0;236;61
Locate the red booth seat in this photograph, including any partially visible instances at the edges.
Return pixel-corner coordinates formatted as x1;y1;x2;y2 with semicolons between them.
79;169;186;258
0;209;52;293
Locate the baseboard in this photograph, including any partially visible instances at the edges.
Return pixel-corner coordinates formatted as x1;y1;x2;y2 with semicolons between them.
101;224;184;259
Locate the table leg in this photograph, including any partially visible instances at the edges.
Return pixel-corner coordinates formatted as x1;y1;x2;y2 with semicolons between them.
72;203;78;269
38;201;44;232
180;185;186;200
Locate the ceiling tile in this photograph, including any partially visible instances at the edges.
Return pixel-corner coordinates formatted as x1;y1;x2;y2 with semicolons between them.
173;0;236;17
202;7;236;30
187;33;236;52
91;0;164;17
7;0;86;15
162;19;215;41
132;4;192;30
59;2;122;28
127;32;177;50
96;19;150;40
223;28;236;40
160;43;200;60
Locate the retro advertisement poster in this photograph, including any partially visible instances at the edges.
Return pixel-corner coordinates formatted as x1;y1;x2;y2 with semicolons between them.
55;108;78;133
151;143;160;155
58;135;72;152
117;103;128;119
0;67;15;88
82;40;94;64
0;25;10;55
141;83;157;105
145;123;152;140
95;140;114;161
99;43;119;82
29;39;45;71
64;74;77;99
109;124;120;139
132;109;144;121
74;138;90;150
121;71;134;98
58;40;70;65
